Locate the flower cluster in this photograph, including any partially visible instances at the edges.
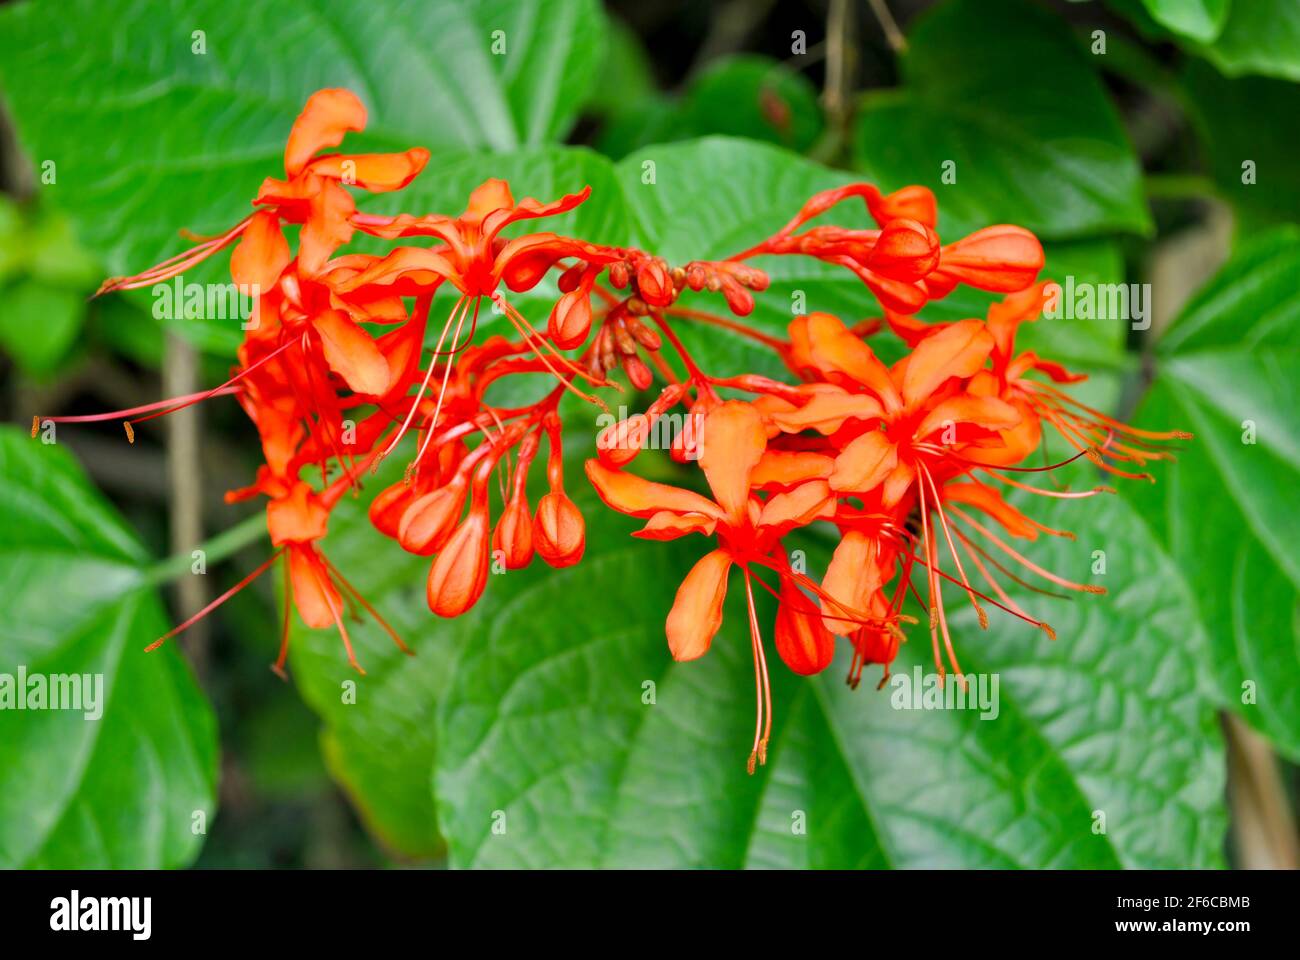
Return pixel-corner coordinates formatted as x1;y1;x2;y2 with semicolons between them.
49;90;1185;770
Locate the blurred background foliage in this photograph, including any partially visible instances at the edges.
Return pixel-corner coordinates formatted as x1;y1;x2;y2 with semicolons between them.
0;0;1296;868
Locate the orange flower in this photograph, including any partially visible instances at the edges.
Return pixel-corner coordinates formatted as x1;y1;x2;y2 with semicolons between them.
586;401;886;772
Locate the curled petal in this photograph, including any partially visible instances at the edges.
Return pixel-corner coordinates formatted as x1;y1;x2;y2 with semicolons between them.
765;387;883;435
307;148;430;192
634;511;718;541
585;459;723;520
285;88;367;178
749;450;835;489
666;549;732;661
230;209;290;291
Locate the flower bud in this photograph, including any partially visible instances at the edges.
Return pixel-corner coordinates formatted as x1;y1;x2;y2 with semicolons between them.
492;489;535;569
534;491;585;567
597;413;650;468
369;480;413;539
622;354;653;391
426;508;490;617
549;289;592;349
774;581;836;675
398;475;467;555
635;259;673;307
866;218;940;281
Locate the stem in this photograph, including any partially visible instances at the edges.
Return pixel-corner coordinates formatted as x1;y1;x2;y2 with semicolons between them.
142;511;268;587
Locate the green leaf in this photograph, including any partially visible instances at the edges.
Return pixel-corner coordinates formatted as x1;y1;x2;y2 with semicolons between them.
679;56;824;154
0;280;85;377
0;0;608;354
1200;0;1300;81
430;491;1224;867
1140;0;1229;43
0;426;218;867
584;15;656;117
1184;60;1300;231
1126;227;1300;758
595;55;823;160
853;0;1150;241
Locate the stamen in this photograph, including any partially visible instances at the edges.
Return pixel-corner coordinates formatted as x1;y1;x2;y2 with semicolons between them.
146;549;282;653
948;505;1106;594
410;295;478;476
380;294;469;466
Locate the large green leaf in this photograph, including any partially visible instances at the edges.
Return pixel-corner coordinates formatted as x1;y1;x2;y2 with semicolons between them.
1139;0;1229;44
0;426;218;867
595;54;823;161
1200;0;1300;81
1126;227;1300;758
430;491;1224;867
853;0;1150;241
0;0;607;353
1184;60;1300;232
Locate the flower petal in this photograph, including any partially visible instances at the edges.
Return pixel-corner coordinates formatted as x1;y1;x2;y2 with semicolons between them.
797;312;901;410
584;459;723;520
820;531;879;636
829;429;898;493
943;482;1039;540
288;545;342;630
915;394;1021;439
765;387;883;435
666;549;732;661
749;450;835;489
284;89;367;178
230;209;290;292
634;511;718;541
698;401;767;523
756;480;834;533
307;148;430;192
900;318;993;409
313;308;390;396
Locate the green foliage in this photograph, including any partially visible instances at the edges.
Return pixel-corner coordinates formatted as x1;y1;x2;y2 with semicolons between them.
0;0;1294;870
0;0;607;354
1127;228;1300;759
0;428;217;867
854;0;1151;240
598;55;824;159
